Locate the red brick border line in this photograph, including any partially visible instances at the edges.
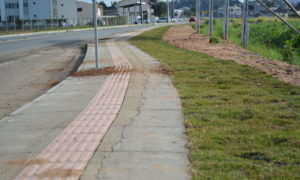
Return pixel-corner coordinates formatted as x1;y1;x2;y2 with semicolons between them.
15;40;132;180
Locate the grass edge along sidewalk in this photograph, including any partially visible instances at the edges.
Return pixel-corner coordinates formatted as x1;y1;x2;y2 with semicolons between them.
129;26;300;179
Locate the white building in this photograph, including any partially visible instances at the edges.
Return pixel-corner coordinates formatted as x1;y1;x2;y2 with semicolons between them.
77;1;103;26
117;0;153;23
216;5;242;18
0;0;77;24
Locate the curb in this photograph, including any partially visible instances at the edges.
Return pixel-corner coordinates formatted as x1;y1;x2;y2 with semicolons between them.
0;24;155;40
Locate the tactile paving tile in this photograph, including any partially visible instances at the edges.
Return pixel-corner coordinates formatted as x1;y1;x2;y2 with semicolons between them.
15;39;133;180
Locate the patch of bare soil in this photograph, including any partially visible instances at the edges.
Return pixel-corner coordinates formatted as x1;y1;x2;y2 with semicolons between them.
71;67;124;77
163;25;300;86
36;168;83;178
6;159;48;167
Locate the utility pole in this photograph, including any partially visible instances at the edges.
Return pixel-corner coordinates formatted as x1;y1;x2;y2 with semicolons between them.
223;0;229;40
241;0;249;47
195;0;200;33
208;0;213;38
93;0;99;69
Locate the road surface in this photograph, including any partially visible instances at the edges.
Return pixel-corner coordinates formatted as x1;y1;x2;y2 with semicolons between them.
0;24;161;119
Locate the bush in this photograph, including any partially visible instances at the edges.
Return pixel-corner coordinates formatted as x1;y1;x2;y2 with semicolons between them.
209;37;219;44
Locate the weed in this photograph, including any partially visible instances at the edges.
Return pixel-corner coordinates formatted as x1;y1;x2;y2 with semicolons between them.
209;37;219;44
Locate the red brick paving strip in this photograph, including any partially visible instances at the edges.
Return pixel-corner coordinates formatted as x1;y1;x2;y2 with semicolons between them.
15;40;133;180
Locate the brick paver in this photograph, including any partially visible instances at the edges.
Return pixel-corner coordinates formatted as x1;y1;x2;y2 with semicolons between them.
15;39;132;180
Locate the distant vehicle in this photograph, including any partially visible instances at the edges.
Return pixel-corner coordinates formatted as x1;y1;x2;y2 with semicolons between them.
156;18;169;23
134;18;151;24
171;18;177;22
189;16;196;22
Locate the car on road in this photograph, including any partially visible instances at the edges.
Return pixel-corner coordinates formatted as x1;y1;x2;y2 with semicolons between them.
134;18;151;24
156;18;169;23
189;16;196;22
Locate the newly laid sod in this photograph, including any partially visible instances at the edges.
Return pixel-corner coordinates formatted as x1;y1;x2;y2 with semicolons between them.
129;26;300;179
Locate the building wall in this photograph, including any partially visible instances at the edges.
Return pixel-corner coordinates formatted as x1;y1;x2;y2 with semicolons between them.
77;1;92;25
0;0;77;23
56;0;77;24
117;0;153;23
77;1;102;26
28;0;52;19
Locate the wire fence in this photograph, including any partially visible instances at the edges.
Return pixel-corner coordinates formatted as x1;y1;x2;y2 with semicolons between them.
0;17;128;34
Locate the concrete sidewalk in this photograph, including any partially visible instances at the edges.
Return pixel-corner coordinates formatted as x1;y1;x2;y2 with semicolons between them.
0;30;190;180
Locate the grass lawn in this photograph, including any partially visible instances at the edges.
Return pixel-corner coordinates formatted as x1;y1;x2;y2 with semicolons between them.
129;26;300;179
199;18;300;66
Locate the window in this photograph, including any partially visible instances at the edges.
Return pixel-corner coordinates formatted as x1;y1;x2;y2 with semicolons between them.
5;3;19;9
33;2;36;5
77;8;82;12
33;14;36;17
61;4;64;7
23;3;28;7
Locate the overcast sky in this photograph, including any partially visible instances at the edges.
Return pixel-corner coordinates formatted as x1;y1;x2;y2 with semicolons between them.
79;0;112;6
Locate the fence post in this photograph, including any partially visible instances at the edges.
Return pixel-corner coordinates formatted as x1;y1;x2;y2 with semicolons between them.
241;0;249;48
56;17;58;29
44;19;46;30
37;18;39;31
195;0;200;33
223;0;229;40
6;17;8;32
50;18;52;30
30;19;32;31
22;19;24;31
14;17;16;32
208;0;213;38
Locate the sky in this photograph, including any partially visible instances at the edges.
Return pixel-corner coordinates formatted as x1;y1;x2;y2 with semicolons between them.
80;0;112;6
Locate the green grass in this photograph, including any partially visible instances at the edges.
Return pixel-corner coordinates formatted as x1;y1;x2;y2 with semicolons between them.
199;18;300;66
129;26;300;179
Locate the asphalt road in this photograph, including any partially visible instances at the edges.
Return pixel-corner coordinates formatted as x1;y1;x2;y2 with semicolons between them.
0;24;159;58
0;24;162;119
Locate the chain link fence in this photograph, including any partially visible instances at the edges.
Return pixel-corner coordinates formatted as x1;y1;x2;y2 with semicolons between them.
0;16;128;34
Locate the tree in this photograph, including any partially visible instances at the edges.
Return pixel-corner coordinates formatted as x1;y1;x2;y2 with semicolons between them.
98;1;107;10
152;1;168;17
296;2;300;10
111;1;118;9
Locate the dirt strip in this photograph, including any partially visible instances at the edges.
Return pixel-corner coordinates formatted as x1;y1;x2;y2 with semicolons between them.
163;25;300;86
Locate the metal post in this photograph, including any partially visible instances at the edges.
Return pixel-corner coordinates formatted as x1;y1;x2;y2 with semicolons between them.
50;18;52;30
6;17;8;32
14;17;16;32
93;0;99;69
134;5;137;22
139;0;143;24
256;0;300;35
127;7;130;24
167;0;170;23
223;0;229;40
171;0;174;20
56;17;58;29
208;0;213;38
44;19;46;30
283;0;300;18
30;18;32;31
241;0;249;47
22;19;24;31
195;0;200;33
37;18;39;31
